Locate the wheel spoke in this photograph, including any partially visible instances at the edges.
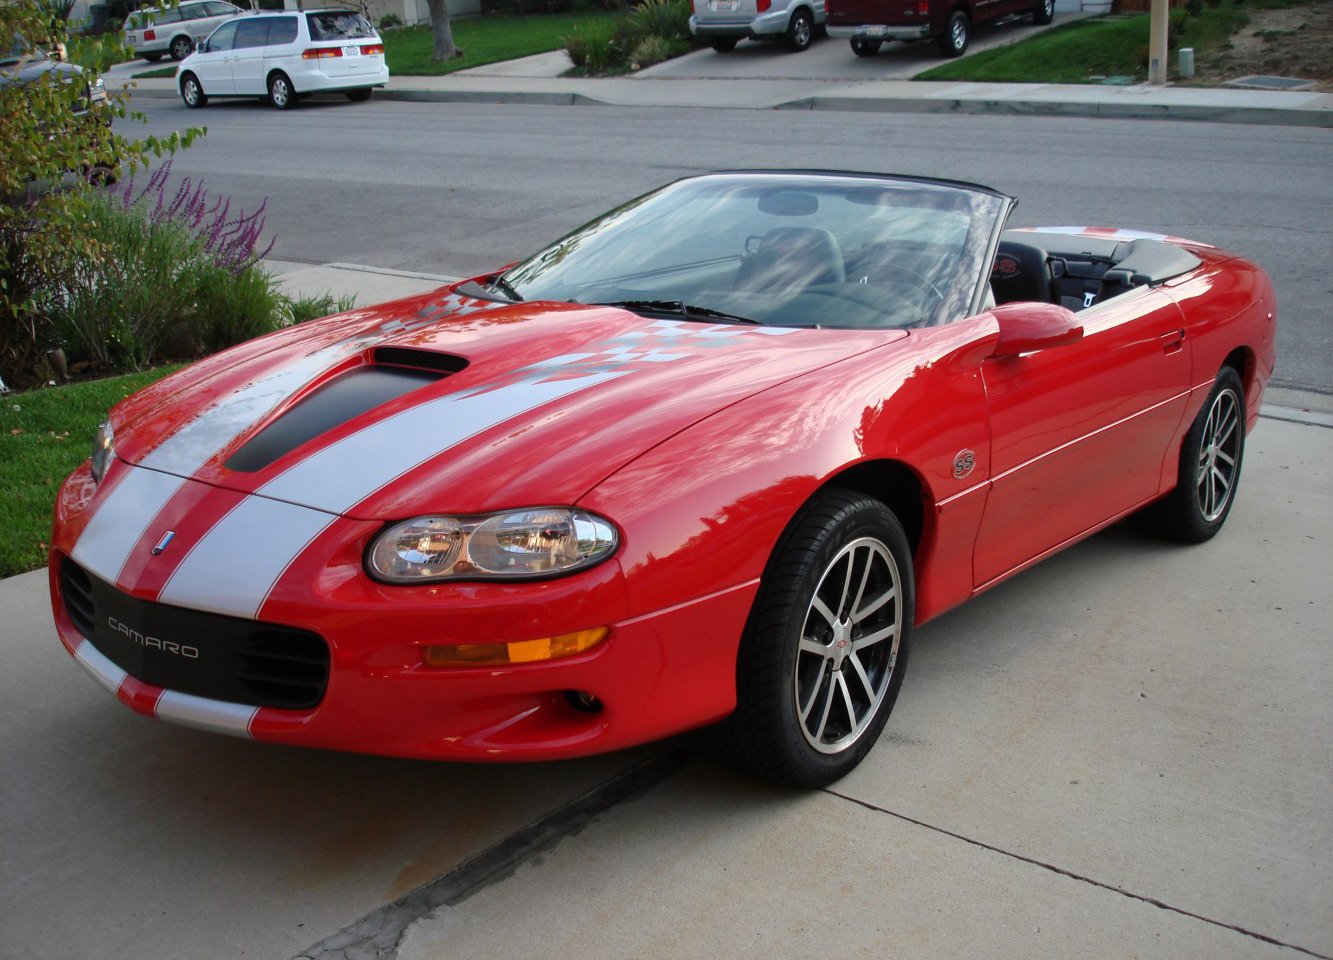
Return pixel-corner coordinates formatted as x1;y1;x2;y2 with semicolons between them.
799;669;827;723
813;673;837;740
848;651;877;703
852;584;895;624
1215;449;1235;468
799;636;829;656
836;553;854;619
850;548;873;622
1212;465;1231;493
1216;409;1238;446
854;622;897;651
837;672;858;729
810;596;838;630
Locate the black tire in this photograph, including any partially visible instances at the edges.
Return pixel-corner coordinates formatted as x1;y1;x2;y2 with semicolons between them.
1135;367;1246;543
937;9;969;57
268;71;297;110
710;37;739;52
1032;0;1054;24
708;489;914;787
142;52;163;62
169;34;193;61
851;37;882;57
346;88;373;102
180;72;207;109
784;8;815;51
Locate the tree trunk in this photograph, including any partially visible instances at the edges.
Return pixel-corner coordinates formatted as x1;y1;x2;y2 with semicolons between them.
427;0;458;60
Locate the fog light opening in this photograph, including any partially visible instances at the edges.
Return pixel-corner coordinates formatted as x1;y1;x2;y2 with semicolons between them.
565;690;603;714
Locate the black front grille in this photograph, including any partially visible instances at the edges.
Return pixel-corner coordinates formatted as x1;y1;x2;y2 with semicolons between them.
59;558;330;711
374;347;470;374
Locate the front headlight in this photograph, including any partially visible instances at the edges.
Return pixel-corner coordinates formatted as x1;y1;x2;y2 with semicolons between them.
90;421;114;484
367;508;619;583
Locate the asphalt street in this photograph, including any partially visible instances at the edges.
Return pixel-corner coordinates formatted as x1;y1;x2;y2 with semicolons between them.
127;97;1331;393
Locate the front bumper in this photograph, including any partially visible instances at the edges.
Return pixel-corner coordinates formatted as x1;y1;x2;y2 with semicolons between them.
827;23;932;39
49;461;753;760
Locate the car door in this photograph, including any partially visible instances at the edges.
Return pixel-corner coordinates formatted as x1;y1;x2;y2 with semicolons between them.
193;19;237;94
230;17;272;95
971;288;1192;587
260;15;299;86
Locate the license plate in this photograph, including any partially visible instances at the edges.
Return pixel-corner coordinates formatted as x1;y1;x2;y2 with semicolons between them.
710;0;739;10
343;44;361;57
864;24;886;36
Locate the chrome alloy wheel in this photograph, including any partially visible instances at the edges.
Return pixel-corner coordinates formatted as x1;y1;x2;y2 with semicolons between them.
795;536;902;754
950;17;966;49
792;16;811;46
1196;385;1242;522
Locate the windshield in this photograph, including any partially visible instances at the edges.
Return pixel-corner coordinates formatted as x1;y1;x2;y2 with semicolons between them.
502;173;1011;329
2;36;46;64
307;12;375;40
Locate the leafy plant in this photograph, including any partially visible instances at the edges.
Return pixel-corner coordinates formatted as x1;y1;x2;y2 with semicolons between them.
628;32;686;68
564;19;618;69
378;11;404;28
628;0;689;42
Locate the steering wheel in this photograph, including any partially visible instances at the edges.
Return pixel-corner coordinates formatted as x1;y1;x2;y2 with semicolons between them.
853;263;946;302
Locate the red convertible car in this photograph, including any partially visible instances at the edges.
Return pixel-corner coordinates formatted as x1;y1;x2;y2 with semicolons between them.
49;172;1275;786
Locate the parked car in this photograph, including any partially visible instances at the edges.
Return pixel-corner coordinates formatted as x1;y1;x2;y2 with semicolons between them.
827;0;1053;57
50;171;1274;786
176;9;387;110
1;37;114;188
689;0;827;52
124;0;243;63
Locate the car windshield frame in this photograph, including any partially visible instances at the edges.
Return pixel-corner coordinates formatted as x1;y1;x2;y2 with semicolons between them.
499;171;1015;330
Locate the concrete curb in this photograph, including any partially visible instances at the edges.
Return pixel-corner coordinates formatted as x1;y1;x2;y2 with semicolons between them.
124;82;1333;127
778;94;1333;127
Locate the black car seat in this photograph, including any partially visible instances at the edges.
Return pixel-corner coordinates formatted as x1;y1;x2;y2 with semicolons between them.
991;240;1055;305
734;227;845;294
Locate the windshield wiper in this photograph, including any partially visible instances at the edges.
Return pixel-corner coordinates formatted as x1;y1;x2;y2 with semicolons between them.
486;275;524;302
594;300;760;325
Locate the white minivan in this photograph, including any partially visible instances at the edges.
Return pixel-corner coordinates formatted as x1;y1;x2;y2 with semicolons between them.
177;9;388;110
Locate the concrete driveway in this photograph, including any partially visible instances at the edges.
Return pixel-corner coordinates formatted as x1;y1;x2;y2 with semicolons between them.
640;11;1090;80
2;408;1328;959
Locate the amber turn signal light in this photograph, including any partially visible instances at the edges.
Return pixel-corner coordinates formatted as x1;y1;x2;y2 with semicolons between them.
421;627;609;667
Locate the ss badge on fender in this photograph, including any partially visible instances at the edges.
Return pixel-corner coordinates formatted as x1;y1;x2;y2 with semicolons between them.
953;450;976;480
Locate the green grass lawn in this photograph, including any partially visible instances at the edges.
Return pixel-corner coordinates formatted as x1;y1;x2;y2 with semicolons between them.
0;369;177;579
383;13;621;75
916;4;1251;84
134;65;178;78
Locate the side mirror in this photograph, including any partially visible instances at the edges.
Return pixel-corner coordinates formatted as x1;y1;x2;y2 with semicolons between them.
990;302;1082;358
196;40;206;52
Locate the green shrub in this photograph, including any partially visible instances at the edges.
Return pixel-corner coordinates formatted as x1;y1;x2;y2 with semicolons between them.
378;12;403;29
564;19;618;69
289;291;358;324
628;32;687;67
628;0;689;42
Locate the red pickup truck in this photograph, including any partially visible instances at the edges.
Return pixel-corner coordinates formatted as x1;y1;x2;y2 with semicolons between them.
827;0;1053;58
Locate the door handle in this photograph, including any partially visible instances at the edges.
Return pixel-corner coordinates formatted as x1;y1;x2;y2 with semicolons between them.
1160;328;1186;354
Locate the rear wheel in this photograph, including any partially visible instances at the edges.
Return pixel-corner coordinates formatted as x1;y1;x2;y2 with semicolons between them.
851;38;882;56
180;72;207;108
346;88;373;102
268;71;297;110
785;8;814;51
1135;367;1246;543
937;9;969;57
169;34;193;61
142;52;163;62
709;489;914;787
710;37;739;51
1033;0;1054;24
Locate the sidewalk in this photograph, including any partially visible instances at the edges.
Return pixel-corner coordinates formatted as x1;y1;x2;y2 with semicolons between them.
120;59;1333;127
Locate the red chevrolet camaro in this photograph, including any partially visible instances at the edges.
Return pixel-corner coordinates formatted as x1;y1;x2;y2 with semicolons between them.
49;172;1275;785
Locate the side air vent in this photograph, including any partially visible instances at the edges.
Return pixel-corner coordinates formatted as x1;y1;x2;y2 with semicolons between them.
61;559;96;639
373;347;470;375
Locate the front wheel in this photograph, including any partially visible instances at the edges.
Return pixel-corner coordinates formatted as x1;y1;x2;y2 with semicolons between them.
1033;0;1054;24
851;38;882;57
709;489;914;787
1135;367;1246;543
710;37;739;52
180;72;207;109
937;9;969;57
268;71;298;110
785;8;814;51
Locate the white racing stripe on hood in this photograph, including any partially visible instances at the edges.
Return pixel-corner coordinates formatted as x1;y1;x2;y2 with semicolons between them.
141;348;351;476
71;467;187;584
259;370;619;515
157;496;335;619
155;370;621;619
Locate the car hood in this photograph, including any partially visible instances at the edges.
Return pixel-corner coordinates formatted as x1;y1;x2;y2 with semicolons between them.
109;285;902;519
0;56;81;88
